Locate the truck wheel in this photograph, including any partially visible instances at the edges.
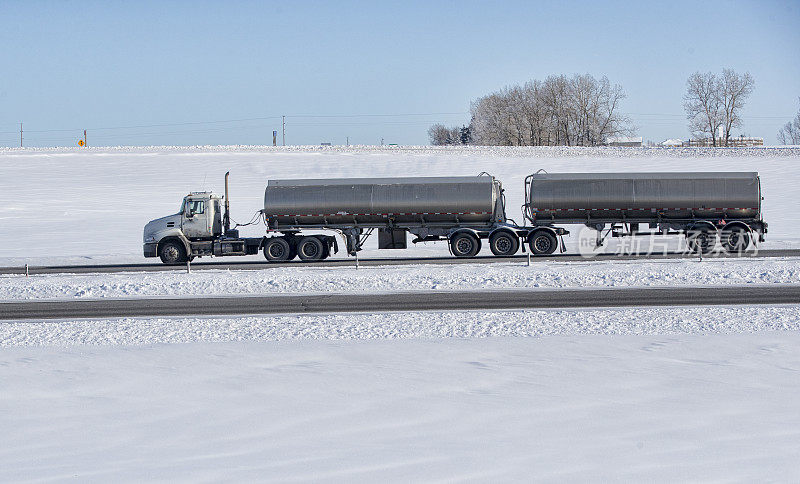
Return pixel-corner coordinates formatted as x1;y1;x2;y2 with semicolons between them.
297;236;325;261
450;232;480;257
490;231;519;256
528;231;557;255
159;240;187;265
264;237;291;261
721;226;750;254
686;229;717;254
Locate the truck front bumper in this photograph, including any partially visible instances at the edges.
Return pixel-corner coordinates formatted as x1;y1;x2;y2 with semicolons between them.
143;242;158;258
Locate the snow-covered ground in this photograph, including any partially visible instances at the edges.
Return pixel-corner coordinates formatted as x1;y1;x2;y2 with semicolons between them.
3;146;799;480
3;305;800;346
3;332;800;481
1;145;799;266
1;256;798;301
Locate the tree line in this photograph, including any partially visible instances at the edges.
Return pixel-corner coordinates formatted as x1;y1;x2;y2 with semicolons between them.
430;74;632;146
778;98;800;145
429;68;800;146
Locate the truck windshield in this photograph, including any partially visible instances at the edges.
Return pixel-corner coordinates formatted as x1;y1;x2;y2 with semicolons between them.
179;197;187;214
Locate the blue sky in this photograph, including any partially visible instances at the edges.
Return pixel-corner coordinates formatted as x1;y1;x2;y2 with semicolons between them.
1;0;798;147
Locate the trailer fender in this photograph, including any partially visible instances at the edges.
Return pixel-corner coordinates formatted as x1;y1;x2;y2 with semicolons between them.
489;227;522;239
527;226;559;239
685;220;717;233
720;220;751;232
448;228;481;240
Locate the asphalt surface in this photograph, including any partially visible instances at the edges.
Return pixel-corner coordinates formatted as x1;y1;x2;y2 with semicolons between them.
2;285;798;321
3;249;799;275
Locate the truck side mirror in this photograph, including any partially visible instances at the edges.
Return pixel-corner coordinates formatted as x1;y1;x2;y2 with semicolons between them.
184;205;194;218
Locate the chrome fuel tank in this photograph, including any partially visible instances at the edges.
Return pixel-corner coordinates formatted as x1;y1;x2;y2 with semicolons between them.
265;176;503;227
526;172;761;223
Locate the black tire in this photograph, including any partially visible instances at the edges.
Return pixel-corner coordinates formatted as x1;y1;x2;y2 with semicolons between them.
489;231;519;257
318;237;331;260
264;237;291;261
686;229;717;254
450;232;480;258
528;231;557;255
720;226;751;254
297;236;325;261
159;240;188;265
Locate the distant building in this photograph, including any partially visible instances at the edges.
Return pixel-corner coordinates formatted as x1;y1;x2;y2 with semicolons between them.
685;136;763;147
605;136;643;147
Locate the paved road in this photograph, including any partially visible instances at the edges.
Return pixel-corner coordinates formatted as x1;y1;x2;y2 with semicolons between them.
2;286;798;321
3;249;799;275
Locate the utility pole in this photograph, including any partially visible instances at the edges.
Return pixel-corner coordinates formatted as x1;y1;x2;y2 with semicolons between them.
346;136;349;147
282;115;285;146
84;130;87;147
19;122;23;147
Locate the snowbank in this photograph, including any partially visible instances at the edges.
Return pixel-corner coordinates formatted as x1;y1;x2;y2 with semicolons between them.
0;256;798;302
2;305;799;347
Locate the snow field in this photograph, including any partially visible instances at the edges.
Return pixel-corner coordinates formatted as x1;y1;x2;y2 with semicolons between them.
2;333;800;481
1;146;799;266
3;146;800;481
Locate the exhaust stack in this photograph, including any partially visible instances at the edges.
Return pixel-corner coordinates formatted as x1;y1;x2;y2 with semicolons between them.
224;171;231;235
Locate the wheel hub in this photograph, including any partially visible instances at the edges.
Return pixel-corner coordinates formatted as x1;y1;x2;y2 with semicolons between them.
456;238;472;254
535;236;550;252
496;237;511;252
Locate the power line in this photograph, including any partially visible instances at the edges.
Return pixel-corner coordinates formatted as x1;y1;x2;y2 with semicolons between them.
286;112;467;118
8;112;467;135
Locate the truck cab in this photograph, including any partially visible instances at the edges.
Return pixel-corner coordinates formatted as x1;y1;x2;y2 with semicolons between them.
143;192;227;263
180;193;223;239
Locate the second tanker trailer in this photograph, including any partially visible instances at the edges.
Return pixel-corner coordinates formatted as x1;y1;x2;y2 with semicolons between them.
143;171;766;264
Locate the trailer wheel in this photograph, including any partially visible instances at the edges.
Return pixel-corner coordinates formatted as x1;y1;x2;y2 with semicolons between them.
686;229;717;254
297;236;325;261
528;231;557;255
264;237;291;261
159;240;188;265
450;232;480;258
490;231;519;257
721;226;751;254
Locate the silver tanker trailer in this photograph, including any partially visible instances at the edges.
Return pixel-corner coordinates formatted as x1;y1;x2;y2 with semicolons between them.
524;172;766;254
143;171;765;264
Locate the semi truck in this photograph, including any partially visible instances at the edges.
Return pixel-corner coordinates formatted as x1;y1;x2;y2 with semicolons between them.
143;171;766;264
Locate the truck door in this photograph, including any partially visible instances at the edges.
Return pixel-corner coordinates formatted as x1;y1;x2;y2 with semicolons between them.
182;198;211;238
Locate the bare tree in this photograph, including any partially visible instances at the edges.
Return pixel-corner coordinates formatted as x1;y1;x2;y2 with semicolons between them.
428;123;469;145
469;74;631;146
777;98;800;145
427;124;451;145
684;69;755;146
684;71;723;146
470;93;518;146
719;69;754;146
